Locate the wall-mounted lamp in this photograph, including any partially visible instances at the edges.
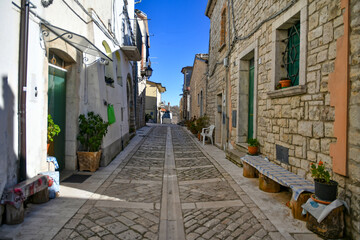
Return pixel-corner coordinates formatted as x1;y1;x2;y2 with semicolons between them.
145;66;153;78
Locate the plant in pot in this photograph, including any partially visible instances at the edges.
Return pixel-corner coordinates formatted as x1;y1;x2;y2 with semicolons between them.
47;114;60;154
195;115;209;140
77;112;109;172
247;138;259;155
279;77;292;89
311;161;338;202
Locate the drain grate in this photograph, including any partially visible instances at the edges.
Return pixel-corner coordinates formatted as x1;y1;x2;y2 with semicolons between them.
62;174;91;183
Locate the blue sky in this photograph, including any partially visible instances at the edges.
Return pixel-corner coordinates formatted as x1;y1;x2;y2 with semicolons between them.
136;0;210;106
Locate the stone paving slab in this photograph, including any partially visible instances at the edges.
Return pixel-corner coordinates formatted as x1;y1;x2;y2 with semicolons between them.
54;207;160;240
175;158;211;168
127;157;164;167
115;167;163;181
177;166;223;181
179;179;240;203
102;181;162;203
183;206;280;240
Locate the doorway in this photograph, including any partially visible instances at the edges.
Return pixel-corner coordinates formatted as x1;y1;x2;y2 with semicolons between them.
48;64;67;171
248;58;254;140
215;93;222;145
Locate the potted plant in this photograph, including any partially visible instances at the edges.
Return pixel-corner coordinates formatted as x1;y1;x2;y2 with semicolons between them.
311;161;338;202
47;114;60;153
279;77;291;88
247;138;259;155
77;112;109;172
195;115;209;140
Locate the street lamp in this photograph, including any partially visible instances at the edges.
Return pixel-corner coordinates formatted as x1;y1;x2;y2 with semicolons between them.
145;66;153;78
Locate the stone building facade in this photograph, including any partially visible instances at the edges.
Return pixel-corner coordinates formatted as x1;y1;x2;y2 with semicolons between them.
205;0;359;238
181;66;193;120
189;54;209;119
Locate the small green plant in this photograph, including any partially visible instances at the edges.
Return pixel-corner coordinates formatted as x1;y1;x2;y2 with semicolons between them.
47;114;60;143
77;112;109;152
311;161;331;183
247;138;259;147
195;115;209;133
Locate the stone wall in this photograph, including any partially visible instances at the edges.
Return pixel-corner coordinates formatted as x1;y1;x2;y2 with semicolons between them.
189;55;208;118
206;0;359;238
207;0;228;146
345;0;360;237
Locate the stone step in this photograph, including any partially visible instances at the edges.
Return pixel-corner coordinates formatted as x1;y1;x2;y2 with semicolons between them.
225;148;246;167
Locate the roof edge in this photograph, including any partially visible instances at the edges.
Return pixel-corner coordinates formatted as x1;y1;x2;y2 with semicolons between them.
205;0;216;18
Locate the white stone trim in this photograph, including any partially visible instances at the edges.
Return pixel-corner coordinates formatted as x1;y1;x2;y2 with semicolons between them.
270;0;308;94
236;40;258;144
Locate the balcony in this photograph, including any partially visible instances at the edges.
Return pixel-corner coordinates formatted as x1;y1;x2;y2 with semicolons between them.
121;31;142;61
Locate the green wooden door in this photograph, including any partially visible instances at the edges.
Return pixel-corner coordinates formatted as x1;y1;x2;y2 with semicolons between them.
248;58;255;140
48;66;66;171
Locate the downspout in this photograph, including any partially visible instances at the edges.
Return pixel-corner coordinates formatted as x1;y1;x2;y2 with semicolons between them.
224;0;231;150
18;0;30;181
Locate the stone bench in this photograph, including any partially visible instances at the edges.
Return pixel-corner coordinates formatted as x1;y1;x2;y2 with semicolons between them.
241;155;315;221
1;175;49;224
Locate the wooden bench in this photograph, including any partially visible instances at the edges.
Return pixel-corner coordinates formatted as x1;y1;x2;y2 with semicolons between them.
1;175;49;224
241;155;314;221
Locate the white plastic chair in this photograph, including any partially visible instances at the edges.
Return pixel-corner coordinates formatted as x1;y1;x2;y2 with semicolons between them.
201;125;215;145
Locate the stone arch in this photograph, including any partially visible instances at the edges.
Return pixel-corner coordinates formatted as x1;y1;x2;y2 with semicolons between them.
102;40;112;56
126;73;135;132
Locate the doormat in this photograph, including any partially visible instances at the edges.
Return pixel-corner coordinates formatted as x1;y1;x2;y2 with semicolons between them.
62;174;91;183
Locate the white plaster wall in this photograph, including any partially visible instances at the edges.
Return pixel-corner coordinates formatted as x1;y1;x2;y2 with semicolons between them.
0;0;137;177
26;8;48;177
0;1;21;194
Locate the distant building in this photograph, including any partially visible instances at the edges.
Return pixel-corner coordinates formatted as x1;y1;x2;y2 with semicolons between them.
189;54;208;119
145;80;166;123
135;9;153;129
180;66;193;120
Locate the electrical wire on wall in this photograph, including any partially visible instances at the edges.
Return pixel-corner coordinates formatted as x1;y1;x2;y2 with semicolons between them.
208;0;298;77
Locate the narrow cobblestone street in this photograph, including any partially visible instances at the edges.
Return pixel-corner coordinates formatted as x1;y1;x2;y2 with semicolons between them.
0;125;320;240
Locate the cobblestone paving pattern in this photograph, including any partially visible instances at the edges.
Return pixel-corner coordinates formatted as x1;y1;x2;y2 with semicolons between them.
183;207;278;240
177;166;223;181
53;125;284;240
175;158;211;168
179;180;239;202
102;182;162;203
116;167;163;181
171;126;283;240
127;157;164;168
55;207;160;240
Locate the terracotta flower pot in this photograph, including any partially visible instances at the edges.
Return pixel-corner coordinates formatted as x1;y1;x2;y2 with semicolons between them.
248;146;258;155
279;79;291;88
47;143;50;153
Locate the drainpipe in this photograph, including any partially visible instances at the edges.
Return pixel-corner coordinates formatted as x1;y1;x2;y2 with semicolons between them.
18;0;30;181
223;0;231;150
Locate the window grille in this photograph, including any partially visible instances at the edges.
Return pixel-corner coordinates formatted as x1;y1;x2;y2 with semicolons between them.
282;21;300;86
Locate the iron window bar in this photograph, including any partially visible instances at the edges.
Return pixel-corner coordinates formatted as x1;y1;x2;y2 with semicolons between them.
281;21;300;86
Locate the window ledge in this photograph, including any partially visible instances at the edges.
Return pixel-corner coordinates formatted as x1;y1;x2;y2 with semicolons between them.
267;85;306;99
218;43;226;52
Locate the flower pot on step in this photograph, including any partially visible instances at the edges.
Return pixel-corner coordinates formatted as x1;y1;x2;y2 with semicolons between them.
248;146;258;155
314;179;338;202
